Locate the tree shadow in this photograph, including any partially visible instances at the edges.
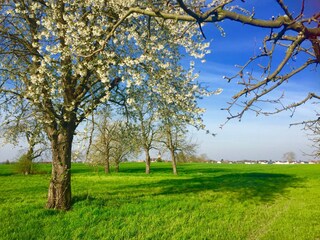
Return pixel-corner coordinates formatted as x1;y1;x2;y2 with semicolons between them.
177;165;232;175
119;166;173;174
112;163;229;175
71;193;110;209
72;194;97;204
0;172;15;177
134;172;302;203
0;165;16;176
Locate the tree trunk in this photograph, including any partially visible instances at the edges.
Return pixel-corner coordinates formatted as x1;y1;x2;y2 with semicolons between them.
46;125;74;210
166;126;177;175
145;149;151;174
105;158;110;174
170;148;178;175
105;146;110;174
24;147;34;175
115;159;119;173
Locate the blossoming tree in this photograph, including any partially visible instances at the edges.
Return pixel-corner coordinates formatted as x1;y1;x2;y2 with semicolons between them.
0;0;210;210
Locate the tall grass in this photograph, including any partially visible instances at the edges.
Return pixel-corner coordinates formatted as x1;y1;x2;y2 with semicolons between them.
1;162;320;239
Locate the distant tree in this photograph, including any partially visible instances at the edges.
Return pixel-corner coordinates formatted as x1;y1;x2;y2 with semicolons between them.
198;153;209;162
163;125;179;174
111;122;139;173
283;152;296;163
159;124;198;174
300;119;320;159
177;151;208;163
156;68;218;173
125;84;159;174
15;153;34;175
86;113;119;174
85;112;139;173
0;101;48;174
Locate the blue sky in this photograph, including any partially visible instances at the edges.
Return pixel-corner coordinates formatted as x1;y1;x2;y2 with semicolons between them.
0;0;319;162
190;0;320;161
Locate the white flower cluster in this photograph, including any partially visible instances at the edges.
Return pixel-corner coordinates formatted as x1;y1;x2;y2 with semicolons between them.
1;0;217;129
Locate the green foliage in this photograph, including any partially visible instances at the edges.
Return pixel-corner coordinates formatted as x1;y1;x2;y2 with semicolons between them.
177;152;208;163
1;163;320;239
15;153;34;175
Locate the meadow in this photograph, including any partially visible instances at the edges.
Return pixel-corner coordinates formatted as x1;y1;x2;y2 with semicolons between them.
0;162;320;240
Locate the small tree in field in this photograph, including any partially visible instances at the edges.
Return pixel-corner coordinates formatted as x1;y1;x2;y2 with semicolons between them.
110;122;138;173
0;101;48;174
85;112;139;173
85;113;119;174
125;86;159;174
283;152;296;163
161;124;187;174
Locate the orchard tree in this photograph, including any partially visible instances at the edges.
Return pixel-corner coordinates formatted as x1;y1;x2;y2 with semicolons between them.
160;124;187;174
110;122;138;173
0;0;210;210
114;6;213;174
86;114;138;173
154;62;218;174
125;55;215;174
0;101;48;169
85;112;119;174
123;70;161;175
127;94;159;174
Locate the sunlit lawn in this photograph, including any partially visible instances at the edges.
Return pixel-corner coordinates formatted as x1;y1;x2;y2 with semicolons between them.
1;162;320;239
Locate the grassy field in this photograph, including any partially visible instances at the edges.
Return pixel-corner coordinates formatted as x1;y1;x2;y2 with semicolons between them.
0;162;320;240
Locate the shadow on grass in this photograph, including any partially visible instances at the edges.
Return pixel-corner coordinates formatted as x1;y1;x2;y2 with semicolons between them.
0;172;15;177
71;193;110;207
110;163;229;175
121;172;302;202
72;172;302;207
69;162;228;175
147;172;301;202
120;166;173;174
70;163;303;206
0;165;17;176
177;165;233;176
72;194;98;205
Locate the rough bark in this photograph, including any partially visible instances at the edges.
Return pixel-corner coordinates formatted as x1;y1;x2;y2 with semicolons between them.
166;126;178;175
170;148;178;175
24;147;34;175
105;146;110;174
115;160;120;173
144;148;151;174
46;125;74;210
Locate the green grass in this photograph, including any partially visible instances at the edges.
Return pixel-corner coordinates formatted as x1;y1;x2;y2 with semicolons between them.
1;162;320;239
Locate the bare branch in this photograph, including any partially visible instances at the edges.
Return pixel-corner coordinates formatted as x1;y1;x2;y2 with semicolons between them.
276;0;293;20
